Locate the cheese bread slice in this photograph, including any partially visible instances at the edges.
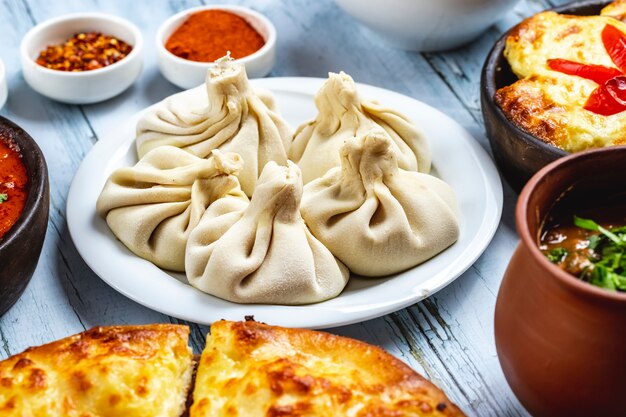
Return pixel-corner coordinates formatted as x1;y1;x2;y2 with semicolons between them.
191;320;464;417
0;324;193;417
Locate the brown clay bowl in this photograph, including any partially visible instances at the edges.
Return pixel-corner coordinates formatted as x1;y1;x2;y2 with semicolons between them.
0;117;49;316
494;145;626;417
480;0;611;192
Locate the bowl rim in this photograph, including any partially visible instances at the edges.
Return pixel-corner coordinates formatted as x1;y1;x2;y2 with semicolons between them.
481;0;612;160
0;116;48;253
0;58;6;110
19;12;144;78
517;145;626;304
155;4;277;68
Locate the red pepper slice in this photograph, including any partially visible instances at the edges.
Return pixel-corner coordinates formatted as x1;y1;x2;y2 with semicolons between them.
545;25;626;116
547;58;622;84
584;76;626;116
602;24;626;73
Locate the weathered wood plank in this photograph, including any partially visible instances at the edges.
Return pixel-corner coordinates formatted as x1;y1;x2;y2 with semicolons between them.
420;0;560;130
21;0;216;355
282;2;527;414
0;0;543;415
0;0;88;354
548;0;581;7
0;0;187;356
333;221;524;416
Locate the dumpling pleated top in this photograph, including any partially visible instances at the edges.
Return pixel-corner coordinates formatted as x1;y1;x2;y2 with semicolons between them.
96;147;248;272
96;64;462;305
301;131;460;277
185;161;349;305
135;62;293;196
289;71;431;184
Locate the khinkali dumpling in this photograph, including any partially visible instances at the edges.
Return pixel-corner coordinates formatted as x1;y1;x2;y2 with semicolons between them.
185;161;349;305
289;71;430;184
301;131;459;277
135;61;292;196
96;146;248;271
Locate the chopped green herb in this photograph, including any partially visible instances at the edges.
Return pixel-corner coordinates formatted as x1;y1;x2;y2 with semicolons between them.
0;193;7;203
573;216;600;231
575;216;626;292
547;247;568;263
574;216;624;247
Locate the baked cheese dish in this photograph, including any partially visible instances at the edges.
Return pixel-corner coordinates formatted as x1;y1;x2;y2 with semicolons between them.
0;324;193;417
496;4;626;152
191;320;464;417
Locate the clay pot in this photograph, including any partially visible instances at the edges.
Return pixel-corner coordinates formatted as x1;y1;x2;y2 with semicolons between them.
495;146;626;416
480;0;610;192
0;116;49;316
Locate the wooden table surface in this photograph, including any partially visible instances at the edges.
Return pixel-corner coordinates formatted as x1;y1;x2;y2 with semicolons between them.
0;0;574;415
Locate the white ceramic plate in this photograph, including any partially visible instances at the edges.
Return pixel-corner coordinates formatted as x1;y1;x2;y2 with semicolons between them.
67;77;502;329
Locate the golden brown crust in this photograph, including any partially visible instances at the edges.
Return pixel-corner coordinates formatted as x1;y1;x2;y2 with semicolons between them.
191;320;465;417
506;11;547;48
495;75;568;148
0;324;193;417
506;12;588;51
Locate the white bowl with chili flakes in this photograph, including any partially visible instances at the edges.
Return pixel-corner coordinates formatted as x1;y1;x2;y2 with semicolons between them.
20;13;143;104
156;5;276;90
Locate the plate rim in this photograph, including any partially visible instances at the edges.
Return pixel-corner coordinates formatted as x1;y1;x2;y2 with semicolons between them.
66;76;503;329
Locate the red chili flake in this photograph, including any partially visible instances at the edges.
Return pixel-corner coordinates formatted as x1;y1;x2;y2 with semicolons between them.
36;32;132;72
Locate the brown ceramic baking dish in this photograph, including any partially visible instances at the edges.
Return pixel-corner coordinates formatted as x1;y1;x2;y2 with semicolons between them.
494;145;626;417
480;0;612;192
0;116;49;316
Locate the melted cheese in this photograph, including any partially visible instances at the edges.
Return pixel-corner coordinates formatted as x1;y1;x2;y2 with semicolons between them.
497;8;626;151
504;12;624;79
191;320;464;417
0;325;193;417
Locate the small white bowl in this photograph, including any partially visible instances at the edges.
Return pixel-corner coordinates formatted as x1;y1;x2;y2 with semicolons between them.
20;13;143;104
334;0;519;51
0;59;7;110
156;5;276;89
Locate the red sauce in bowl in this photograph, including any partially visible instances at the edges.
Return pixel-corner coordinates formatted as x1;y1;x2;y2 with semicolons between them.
0;138;28;239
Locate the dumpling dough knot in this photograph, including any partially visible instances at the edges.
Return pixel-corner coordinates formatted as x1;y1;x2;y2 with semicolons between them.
185;161;349;305
289;71;431;184
301;131;460;277
136;62;293;196
96;146;249;271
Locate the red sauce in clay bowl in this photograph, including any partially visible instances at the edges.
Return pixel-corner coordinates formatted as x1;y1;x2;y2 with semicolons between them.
495;145;626;417
0;117;49;316
0;139;28;239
